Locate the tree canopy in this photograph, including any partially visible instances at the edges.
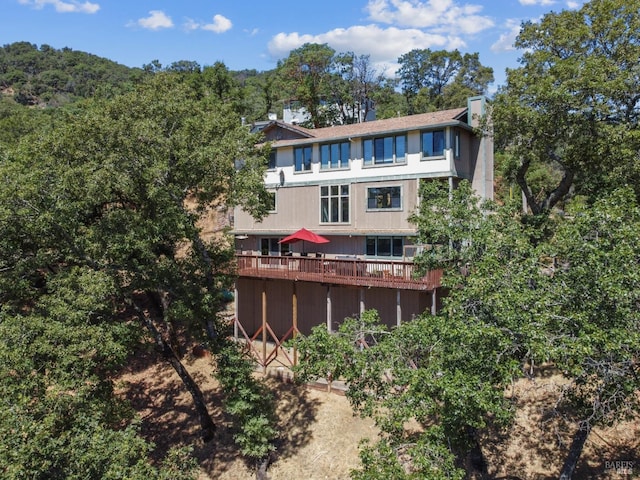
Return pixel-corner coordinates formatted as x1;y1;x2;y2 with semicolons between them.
0;72;274;478
491;0;640;214
397;49;494;113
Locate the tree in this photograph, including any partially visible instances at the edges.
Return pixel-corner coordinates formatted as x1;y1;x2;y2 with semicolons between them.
239;69;280;122
546;188;640;477
0;72;275;475
295;180;640;478
397;49;493;113
330;52;385;124
0;267;199;479
491;0;640;215
276;43;338;127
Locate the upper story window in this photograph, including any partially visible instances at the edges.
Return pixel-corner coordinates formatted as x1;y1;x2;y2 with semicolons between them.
320;184;349;223
367;186;402;210
363;135;406;166
294;146;312;172
421;129;446;158
267;150;277;170
320;141;350;170
266;190;276;212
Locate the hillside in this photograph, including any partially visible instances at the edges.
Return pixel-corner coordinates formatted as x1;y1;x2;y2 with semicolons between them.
0;41;145;106
117;343;639;480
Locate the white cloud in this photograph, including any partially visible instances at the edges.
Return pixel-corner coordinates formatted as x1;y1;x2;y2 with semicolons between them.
268;24;467;77
202;14;232;33
518;0;555;5
490;19;522;53
183;14;232;34
365;0;494;35
18;0;99;14
135;10;174;30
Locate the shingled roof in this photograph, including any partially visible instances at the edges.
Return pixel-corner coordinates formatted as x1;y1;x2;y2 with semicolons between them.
271;107;468;147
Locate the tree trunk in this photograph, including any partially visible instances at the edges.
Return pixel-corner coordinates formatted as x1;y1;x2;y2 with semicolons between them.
256;456;271;480
559;421;591;480
134;300;217;442
465;426;488;478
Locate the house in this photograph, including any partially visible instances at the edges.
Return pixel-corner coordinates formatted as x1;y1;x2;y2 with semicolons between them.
231;96;493;366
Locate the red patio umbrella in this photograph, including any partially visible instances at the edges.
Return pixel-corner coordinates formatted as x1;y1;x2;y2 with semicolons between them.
279;228;329;253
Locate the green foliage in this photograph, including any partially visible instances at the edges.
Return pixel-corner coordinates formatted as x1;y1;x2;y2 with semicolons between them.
297;180;640;476
0;269;196;479
276;43;387;127
412;180;640;472
276;43;339;127
214;341;277;462
545;188;640;424
491;0;640;213
0;71;272;477
397;49;493;113
0;41;145;106
294;309;506;478
353;431;463;480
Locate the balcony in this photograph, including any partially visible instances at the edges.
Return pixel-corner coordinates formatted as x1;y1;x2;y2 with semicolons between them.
236;254;442;291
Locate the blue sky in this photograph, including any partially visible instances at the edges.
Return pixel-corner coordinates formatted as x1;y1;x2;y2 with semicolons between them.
4;0;586;92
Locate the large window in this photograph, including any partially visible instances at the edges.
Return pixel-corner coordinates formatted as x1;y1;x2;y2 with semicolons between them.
367;186;402;210
321;184;349;223
366;236;404;257
363;135;406;165
294;146;312;172
421;129;445;157
320;141;350;169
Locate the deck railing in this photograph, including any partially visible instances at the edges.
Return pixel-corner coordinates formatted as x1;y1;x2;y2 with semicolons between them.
235;254;442;291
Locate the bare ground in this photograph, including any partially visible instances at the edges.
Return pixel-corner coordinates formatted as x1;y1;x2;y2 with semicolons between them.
116;347;639;480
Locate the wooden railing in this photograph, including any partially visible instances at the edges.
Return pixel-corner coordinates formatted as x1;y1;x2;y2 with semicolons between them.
235;254;442;291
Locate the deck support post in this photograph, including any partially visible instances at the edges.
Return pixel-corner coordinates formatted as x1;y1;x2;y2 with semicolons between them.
262;280;267;372
233;285;239;340
292;282;298;366
359;288;365;316
396;289;402;327
431;288;437;315
326;285;332;332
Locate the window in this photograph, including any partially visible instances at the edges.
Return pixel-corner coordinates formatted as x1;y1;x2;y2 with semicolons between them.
294;146;312;172
266;190;276;212
267;150;277;169
363;135;406;165
422;129;445;157
366;236;404;257
320;141;350;169
367;186;402;210
261;238;289;256
321;184;349;223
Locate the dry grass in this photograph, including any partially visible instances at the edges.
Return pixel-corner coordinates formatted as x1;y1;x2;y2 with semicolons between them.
116;346;377;480
116;348;639;480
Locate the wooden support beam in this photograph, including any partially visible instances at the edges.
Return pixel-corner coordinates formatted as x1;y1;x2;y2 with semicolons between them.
262;280;267;372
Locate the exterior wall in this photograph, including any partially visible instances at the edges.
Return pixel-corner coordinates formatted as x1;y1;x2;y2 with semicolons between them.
468;96;494;200
236;278;435;337
235;179;420;236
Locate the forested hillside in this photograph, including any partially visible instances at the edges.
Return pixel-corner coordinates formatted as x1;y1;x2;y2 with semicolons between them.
0;41;146;105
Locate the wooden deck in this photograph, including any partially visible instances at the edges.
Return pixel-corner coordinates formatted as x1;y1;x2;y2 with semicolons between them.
236;254;442;291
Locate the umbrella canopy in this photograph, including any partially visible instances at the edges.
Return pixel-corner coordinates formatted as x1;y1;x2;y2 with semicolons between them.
279;228;330;245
